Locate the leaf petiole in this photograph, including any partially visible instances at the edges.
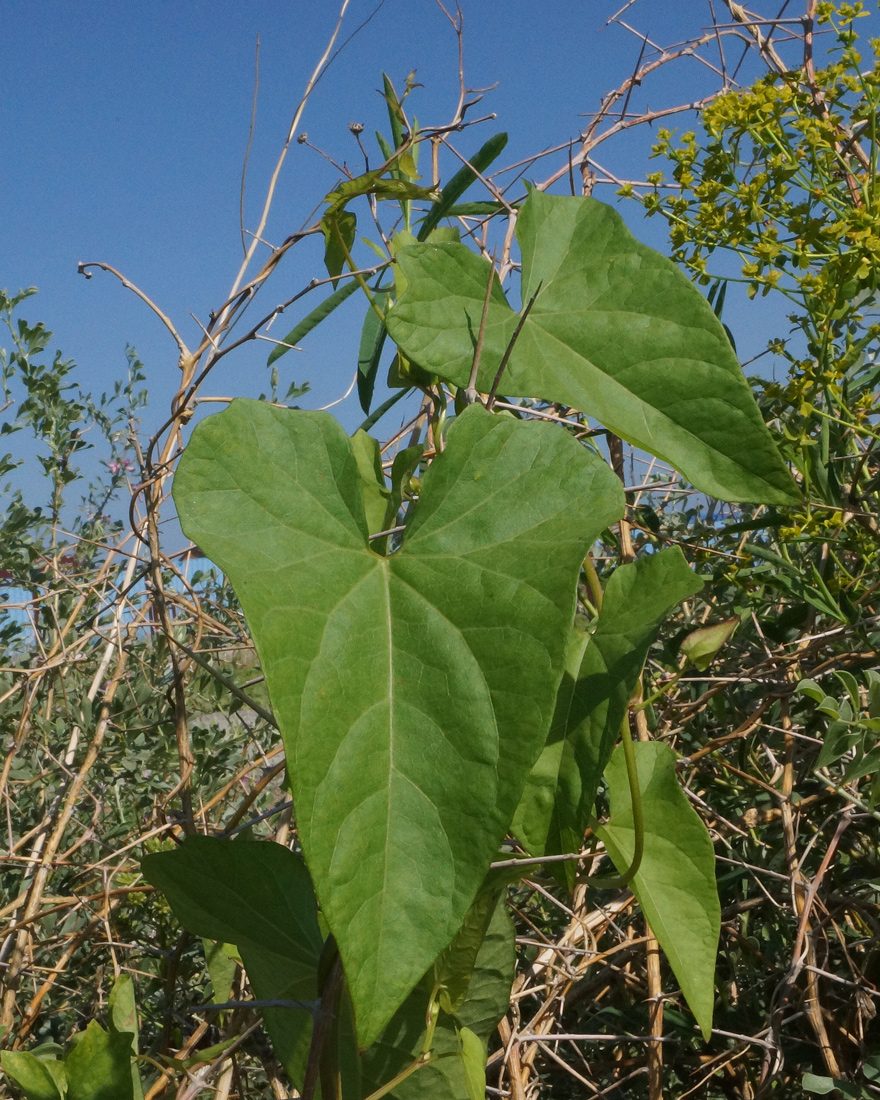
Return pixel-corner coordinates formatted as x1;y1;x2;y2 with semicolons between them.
583;712;645;888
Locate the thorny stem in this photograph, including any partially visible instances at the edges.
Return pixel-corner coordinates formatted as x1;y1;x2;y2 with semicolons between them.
222;0;354;323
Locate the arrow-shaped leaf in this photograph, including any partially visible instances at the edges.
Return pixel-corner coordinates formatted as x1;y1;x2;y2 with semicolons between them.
173;399;622;1045
513;548;703;871
386;189;798;505
597;742;720;1039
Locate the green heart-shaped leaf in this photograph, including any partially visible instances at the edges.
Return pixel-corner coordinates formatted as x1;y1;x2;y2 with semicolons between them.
64;1021;134;1100
386;189;798;505
173;399;622;1044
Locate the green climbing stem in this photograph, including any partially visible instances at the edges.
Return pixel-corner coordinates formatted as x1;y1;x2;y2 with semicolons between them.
579;552;645;889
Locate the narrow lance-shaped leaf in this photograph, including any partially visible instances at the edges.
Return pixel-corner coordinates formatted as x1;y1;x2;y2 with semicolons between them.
513;548;704;872
417;133;509;240
357;289;390;414
597;742;720;1039
386;189;799;505
268;278;360;367
173;399;623;1045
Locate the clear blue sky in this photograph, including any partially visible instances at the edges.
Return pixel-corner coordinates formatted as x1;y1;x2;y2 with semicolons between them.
3;1;867;442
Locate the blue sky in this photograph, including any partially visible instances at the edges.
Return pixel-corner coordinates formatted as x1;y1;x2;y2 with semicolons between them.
3;1;869;448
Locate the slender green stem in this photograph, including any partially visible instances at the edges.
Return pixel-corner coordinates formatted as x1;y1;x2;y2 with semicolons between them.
582;553;604;613
583;713;645;889
361;987;441;1100
636;666;684;711
361;1053;434;1100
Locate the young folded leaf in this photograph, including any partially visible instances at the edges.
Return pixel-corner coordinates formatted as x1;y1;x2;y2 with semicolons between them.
361;893;516;1100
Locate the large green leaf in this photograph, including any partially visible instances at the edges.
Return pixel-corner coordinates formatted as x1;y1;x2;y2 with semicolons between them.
386;189;798;505
513;548;704;867
142;837;324;1086
173;399;622;1045
361;893;516;1100
597;742;720;1038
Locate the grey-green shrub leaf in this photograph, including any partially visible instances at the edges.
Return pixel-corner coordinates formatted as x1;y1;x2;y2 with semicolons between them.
173;398;623;1045
64;1022;133;1100
513;548;703;868
386;189;798;504
142;837;323;1086
1;1051;64;1100
597;742;719;1038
